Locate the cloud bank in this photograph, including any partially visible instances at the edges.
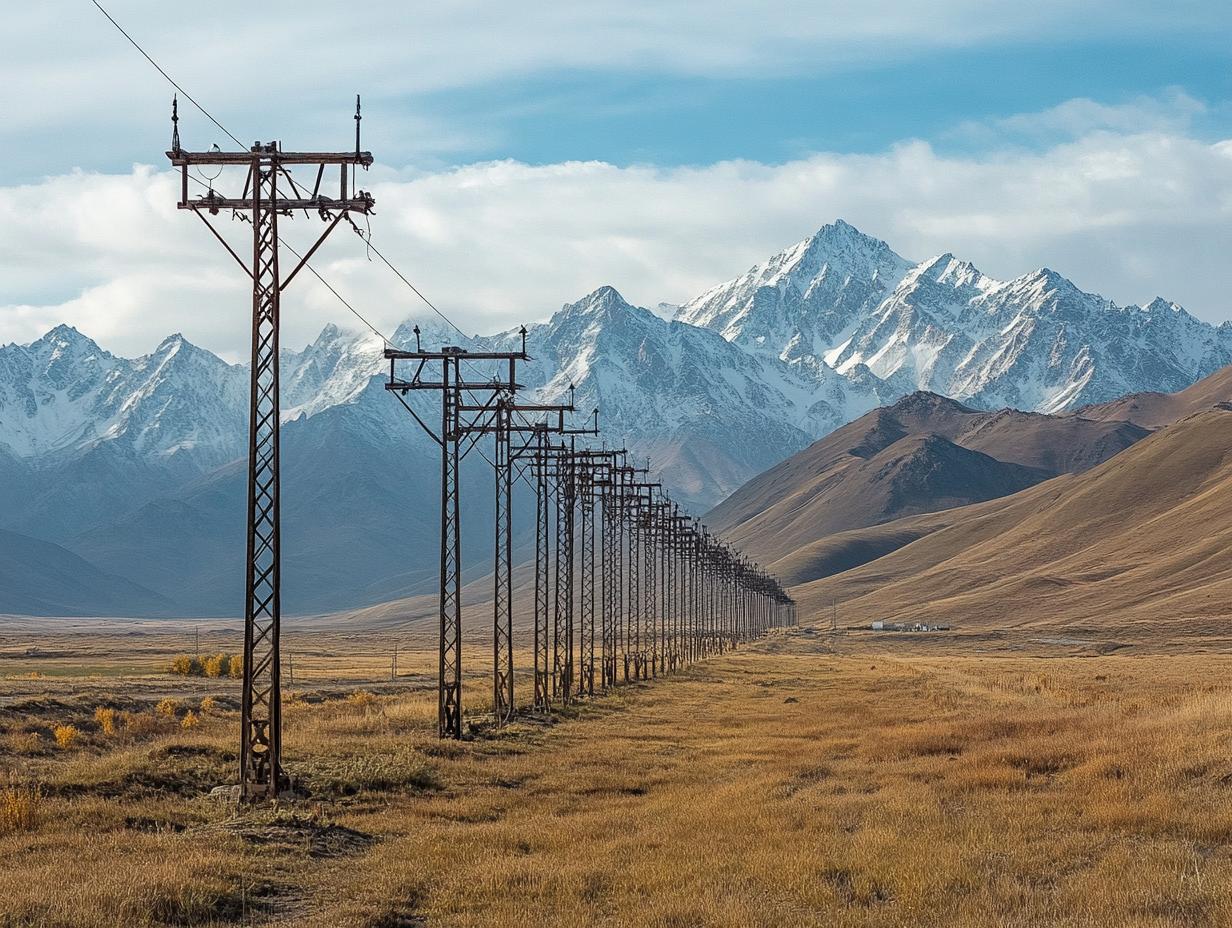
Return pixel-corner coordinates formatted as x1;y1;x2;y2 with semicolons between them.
1;107;1229;359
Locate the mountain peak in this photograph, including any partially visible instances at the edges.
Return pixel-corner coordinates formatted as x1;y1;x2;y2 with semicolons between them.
1023;267;1068;288
560;285;636;319
29;324;106;361
798;220;905;270
1143;297;1183;314
37;324;93;347
813;218;862;240
887;391;973;416
580;284;627;306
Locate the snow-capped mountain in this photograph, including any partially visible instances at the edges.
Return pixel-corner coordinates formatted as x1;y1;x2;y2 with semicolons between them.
483;286;881;507
678;220;1232;413
0;325;247;467
3;218;1229;616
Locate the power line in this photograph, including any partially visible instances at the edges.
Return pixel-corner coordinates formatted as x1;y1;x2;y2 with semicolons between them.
345;219;468;340
281;239;397;347
91;0;464;347
180;171;400;346
90;0;243;149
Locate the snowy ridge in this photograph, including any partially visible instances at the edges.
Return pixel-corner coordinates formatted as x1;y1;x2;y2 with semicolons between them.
0;325;247;466
1;219;1227;510
680;221;1232;413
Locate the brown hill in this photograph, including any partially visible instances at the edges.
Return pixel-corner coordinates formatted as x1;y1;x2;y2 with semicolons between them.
1076;364;1232;429
794;405;1232;641
708;392;1146;566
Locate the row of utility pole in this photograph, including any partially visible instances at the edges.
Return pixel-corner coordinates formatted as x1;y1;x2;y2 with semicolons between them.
168;102;795;802
384;343;797;739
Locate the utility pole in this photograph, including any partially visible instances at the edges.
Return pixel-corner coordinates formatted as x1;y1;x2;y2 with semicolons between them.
167;98;374;801
385;331;529;738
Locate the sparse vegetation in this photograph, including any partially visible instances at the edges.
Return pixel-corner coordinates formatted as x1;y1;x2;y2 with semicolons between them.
93;707;120;736
52;724;79;750
4;731;43;756
202;652;230;678
168;653;241;678
348;689;380;711
168;654;199;676
124;712;170;738
6;631;1232;927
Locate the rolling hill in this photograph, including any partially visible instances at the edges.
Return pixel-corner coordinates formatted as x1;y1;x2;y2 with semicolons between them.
0;528;168;617
1076;364;1232;430
792;404;1232;642
707;391;1147;566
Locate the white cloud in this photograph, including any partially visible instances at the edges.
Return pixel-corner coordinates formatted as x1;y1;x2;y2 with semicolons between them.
1;115;1230;359
947;89;1210;146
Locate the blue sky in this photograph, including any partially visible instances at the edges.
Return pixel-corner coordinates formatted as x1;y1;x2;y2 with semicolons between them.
402;40;1232;169
0;1;1230;357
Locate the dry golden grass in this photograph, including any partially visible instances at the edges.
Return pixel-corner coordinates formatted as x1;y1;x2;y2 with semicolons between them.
4;631;1232;926
0;777;43;836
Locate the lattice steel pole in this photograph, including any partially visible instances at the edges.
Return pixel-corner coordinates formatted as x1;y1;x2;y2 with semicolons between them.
628;500;640;682
439;356;464;737
168;104;374;800
552;451;571;702
386;339;527;737
533;430;552;710
644;509;656;680
492;396;514;724
601;474;617;688
580;466;597;696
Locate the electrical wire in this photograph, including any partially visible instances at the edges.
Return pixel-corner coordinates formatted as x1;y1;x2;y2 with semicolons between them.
345;218;468;340
91;0;465;347
179;171;399;346
90;0;244;149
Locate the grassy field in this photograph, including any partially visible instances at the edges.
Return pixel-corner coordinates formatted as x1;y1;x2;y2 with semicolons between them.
4;626;1232;926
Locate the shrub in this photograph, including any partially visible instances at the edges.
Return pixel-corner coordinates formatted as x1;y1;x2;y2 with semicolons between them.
94;707;121;736
181;711;200;731
156;698;180;719
53;725;80;749
169;655;200;676
0;777;43;835
202;653;230;679
348;691;380;711
200;696;218;714
228;654;243;679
